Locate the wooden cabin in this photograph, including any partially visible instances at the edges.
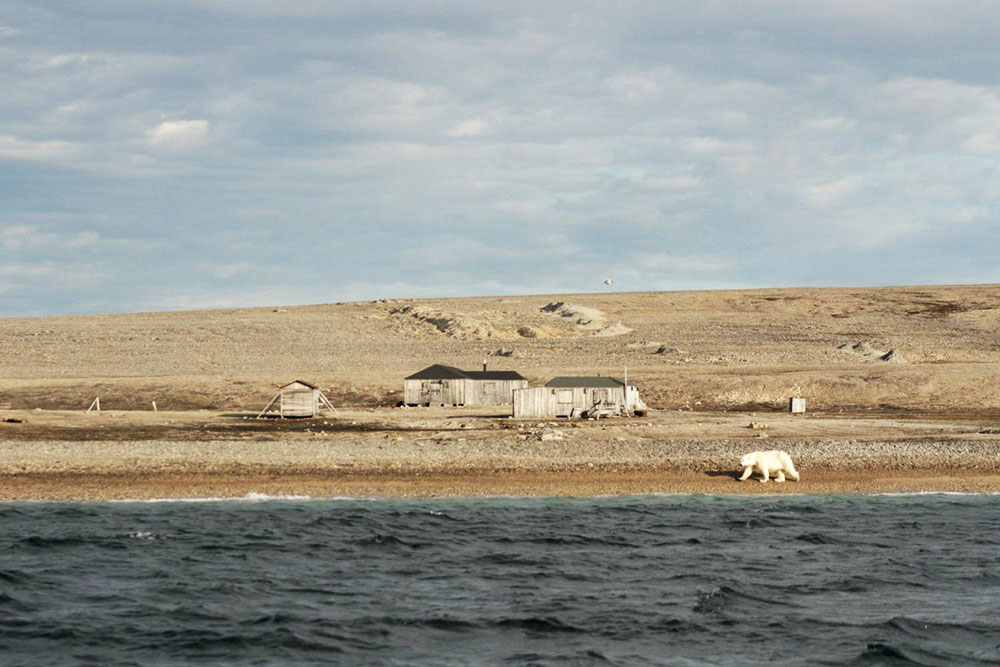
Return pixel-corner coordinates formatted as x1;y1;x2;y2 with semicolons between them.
404;364;528;406
513;376;647;419
257;380;336;418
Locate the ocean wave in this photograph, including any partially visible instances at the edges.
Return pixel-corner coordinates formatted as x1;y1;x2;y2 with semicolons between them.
3;494;1000;665
495;616;586;634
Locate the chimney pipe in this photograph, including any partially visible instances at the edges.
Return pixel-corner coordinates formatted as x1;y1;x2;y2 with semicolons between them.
483;359;487;372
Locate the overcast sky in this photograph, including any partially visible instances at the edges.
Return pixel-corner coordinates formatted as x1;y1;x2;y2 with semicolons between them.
2;1;999;316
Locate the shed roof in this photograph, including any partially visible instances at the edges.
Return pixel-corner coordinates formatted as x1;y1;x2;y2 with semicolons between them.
464;370;527;381
406;365;527;381
281;380;319;390
544;376;626;388
405;364;470;380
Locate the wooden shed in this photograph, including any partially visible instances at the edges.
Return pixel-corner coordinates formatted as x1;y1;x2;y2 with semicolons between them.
257;380;336;418
513;376;647;419
404;364;527;406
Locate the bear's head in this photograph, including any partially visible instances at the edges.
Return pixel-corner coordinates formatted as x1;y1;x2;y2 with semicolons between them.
740;452;756;468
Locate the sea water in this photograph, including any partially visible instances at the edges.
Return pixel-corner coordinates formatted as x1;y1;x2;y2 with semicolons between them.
2;494;999;666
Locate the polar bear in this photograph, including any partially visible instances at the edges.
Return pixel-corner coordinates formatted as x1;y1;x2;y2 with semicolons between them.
739;450;800;483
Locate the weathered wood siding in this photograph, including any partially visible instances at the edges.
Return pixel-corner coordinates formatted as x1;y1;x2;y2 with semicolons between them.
404;379;465;406
464;379;528;406
406;378;525;406
513;385;638;418
280;382;318;417
513;387;558;418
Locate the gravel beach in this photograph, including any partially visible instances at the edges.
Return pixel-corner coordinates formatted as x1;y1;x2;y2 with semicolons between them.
4;435;1000;500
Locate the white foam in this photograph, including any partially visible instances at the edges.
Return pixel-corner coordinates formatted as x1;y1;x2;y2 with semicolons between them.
873;491;1000;497
112;492;317;504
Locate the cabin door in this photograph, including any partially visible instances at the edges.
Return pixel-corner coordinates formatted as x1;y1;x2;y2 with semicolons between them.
428;381;443;405
555;389;574;417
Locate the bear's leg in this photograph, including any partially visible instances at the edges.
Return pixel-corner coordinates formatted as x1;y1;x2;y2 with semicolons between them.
775;470;786;482
739;466;754;481
759;466;770;483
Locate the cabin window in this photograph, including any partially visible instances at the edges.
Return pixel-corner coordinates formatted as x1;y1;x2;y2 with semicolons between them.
482;382;496;392
557;390;573;404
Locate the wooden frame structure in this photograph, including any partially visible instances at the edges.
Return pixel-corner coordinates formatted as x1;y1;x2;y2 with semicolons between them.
513;377;648;419
257;380;338;418
403;364;527;406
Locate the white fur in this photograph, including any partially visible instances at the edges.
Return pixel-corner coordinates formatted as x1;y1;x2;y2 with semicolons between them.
739;450;800;483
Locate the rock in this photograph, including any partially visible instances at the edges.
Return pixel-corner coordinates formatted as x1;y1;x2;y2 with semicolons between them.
879;349;908;363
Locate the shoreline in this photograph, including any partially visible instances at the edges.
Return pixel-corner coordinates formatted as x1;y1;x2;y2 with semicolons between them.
4;468;1000;502
3;411;999;501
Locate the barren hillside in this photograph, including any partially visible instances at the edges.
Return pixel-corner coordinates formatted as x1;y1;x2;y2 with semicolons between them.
2;284;999;414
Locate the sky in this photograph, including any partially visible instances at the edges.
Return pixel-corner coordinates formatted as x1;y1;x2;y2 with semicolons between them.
2;1;999;316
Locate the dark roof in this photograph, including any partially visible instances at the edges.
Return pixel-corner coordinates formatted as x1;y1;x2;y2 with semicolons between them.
405;364;469;380
282;380;319;390
544;376;625;388
463;370;526;381
406;365;527;381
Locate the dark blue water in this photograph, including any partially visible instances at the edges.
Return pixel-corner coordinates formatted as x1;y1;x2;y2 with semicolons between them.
2;494;999;666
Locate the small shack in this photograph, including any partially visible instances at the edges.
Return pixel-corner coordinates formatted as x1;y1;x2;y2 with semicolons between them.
513;376;647;419
404;364;528;406
257;380;337;418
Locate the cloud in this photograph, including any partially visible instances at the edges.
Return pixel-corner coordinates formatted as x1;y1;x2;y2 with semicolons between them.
605;71;662;100
634;253;732;274
36;53;99;69
0;135;81;162
0;263;54;278
3;225;97;250
3;2;1000;315
802;116;856;131
448;118;488;137
146;120;210;150
684;137;753;156
1;225;164;252
210;263;255;279
962;132;1000;154
802;179;853;207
